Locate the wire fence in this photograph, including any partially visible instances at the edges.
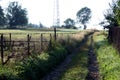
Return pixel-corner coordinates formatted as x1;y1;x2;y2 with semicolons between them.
0;33;75;65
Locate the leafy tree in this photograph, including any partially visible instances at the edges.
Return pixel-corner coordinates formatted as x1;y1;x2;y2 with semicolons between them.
103;0;120;28
39;22;44;28
76;7;91;29
0;6;7;26
7;1;28;28
64;18;75;28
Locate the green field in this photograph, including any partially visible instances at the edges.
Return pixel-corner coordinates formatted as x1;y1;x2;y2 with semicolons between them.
0;28;81;34
0;29;82;40
0;29;92;80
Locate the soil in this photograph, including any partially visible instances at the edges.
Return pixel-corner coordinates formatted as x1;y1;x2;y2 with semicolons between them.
42;33;99;80
42;34;89;80
85;36;100;80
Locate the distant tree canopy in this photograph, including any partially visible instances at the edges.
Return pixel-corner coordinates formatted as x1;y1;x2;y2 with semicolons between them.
103;0;120;28
76;7;91;29
0;6;7;26
7;1;28;28
64;18;76;29
39;22;45;28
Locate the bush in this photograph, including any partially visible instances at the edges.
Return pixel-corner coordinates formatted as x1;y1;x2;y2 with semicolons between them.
0;66;20;80
17;42;68;80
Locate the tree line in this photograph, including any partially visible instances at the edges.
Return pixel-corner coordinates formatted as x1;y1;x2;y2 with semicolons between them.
63;7;91;29
0;1;28;29
0;1;92;29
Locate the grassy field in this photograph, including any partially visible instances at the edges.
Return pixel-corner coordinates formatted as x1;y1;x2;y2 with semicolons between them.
0;29;81;40
0;28;81;34
0;29;92;80
94;32;120;80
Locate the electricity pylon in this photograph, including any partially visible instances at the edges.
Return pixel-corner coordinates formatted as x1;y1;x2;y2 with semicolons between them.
53;0;60;40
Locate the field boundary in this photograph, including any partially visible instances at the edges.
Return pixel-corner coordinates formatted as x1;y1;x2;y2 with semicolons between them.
0;33;75;65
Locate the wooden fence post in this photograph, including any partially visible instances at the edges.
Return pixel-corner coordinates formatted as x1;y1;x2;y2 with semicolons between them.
49;33;52;47
41;34;43;50
9;33;11;50
1;34;4;65
27;34;30;55
54;28;57;41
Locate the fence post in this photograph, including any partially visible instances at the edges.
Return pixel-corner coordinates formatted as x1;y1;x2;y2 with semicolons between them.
27;34;30;55
9;33;11;50
41;34;43;50
1;34;4;65
54;28;57;41
49;33;52;47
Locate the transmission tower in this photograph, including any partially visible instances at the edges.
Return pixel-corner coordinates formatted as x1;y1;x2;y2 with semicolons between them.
53;0;60;27
53;0;60;40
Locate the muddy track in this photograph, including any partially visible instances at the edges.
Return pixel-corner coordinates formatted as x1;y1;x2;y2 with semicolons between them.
85;36;100;80
42;33;93;80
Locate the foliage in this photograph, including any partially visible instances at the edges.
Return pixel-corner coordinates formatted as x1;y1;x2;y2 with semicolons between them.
103;0;120;28
64;18;76;29
17;41;68;80
39;22;45;28
76;7;91;29
6;1;28;29
94;33;120;80
0;65;20;80
0;6;7;26
27;22;45;28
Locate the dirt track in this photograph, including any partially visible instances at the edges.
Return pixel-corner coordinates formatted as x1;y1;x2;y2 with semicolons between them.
85;36;100;80
42;33;100;80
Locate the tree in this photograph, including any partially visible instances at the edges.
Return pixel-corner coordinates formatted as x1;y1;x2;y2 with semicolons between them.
0;6;7;26
7;1;28;28
103;0;120;28
76;7;91;29
64;18;75;29
39;22;44;28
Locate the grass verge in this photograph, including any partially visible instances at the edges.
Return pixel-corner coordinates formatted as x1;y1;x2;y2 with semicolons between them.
94;32;120;80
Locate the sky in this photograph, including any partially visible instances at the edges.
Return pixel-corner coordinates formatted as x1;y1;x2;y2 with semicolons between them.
0;0;112;29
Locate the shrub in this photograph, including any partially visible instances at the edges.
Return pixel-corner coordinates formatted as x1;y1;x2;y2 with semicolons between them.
17;42;68;80
0;66;20;80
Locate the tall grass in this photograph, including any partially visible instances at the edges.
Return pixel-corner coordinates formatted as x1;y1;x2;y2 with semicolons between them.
17;42;68;80
94;33;120;80
0;30;92;80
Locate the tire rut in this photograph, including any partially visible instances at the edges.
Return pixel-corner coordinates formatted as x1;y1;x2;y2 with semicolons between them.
42;33;93;80
86;36;100;80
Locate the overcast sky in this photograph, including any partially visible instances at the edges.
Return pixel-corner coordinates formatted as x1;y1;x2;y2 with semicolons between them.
0;0;112;29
